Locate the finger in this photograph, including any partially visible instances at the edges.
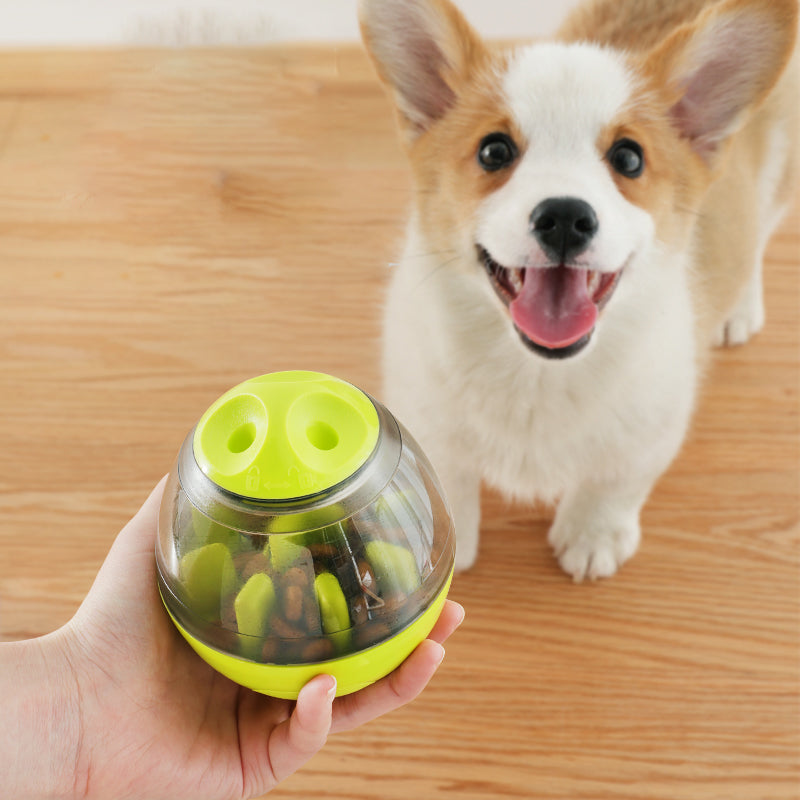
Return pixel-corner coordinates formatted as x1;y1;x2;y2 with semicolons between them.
267;674;337;784
426;600;465;644
330;600;464;733
331;638;446;734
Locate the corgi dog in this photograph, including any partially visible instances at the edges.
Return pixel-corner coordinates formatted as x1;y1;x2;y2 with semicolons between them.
359;0;798;579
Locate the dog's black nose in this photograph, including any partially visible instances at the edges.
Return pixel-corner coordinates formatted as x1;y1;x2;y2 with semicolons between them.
530;197;598;263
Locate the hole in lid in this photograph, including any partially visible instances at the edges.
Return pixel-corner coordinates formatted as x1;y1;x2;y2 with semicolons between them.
306;420;339;451
227;422;257;453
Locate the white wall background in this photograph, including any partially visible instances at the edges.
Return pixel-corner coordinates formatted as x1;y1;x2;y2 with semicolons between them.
0;1;580;46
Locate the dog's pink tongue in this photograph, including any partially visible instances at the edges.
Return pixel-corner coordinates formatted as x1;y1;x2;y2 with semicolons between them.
510;266;597;349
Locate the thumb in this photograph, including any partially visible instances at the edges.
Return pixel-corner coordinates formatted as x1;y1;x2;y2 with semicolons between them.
71;476;168;633
109;475;169;564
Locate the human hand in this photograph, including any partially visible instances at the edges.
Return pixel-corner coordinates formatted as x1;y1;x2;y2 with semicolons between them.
0;477;463;800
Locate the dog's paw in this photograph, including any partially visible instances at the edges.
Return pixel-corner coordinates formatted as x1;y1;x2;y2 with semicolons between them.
714;308;765;347
453;531;479;572
714;274;765;347
548;510;640;582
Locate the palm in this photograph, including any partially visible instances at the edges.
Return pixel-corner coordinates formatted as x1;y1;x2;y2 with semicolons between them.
111;652;250;799
125;645;297;799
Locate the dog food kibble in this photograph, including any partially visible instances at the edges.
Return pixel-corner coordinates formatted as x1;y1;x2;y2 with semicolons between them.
283;583;305;623
301;637;336;663
239;552;271;584
176;519;425;665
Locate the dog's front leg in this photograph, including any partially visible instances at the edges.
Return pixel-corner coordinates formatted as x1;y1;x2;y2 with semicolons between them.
402;424;482;572
436;456;482;572
383;370;483;571
547;477;657;582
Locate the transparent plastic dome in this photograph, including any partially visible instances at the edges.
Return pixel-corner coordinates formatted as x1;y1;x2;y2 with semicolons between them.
155;372;454;696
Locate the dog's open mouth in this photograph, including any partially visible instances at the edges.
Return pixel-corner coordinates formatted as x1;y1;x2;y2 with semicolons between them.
478;245;623;359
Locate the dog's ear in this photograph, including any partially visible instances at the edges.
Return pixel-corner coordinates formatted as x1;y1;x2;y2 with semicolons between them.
359;0;487;138
645;0;797;161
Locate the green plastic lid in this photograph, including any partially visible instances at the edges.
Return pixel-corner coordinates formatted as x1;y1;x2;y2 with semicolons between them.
193;371;381;500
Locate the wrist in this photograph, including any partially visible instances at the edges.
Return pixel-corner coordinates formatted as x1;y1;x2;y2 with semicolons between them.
0;630;85;800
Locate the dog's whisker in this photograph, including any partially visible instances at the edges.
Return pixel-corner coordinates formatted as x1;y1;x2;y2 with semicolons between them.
403;248;459;261
409;253;462;293
674;203;704;219
387;247;459;271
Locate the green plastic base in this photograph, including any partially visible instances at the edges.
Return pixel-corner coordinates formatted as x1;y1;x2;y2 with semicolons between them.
162;570;453;700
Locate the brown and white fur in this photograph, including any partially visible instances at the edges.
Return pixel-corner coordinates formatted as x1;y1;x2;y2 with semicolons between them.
359;0;798;579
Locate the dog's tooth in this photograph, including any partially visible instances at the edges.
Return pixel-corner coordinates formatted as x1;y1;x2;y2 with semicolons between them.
587;270;600;295
509;269;523;293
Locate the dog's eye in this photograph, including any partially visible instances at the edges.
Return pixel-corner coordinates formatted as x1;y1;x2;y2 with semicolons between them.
608;138;645;178
477;133;517;171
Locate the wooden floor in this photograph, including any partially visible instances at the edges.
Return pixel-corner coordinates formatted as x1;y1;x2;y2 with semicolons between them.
0;46;797;800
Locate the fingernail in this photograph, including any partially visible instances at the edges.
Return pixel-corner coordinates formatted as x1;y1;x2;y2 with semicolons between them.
325;675;337;702
432;642;445;667
454;603;466;626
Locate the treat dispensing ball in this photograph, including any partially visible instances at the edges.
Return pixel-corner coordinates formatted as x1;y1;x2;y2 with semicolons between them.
156;371;455;699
